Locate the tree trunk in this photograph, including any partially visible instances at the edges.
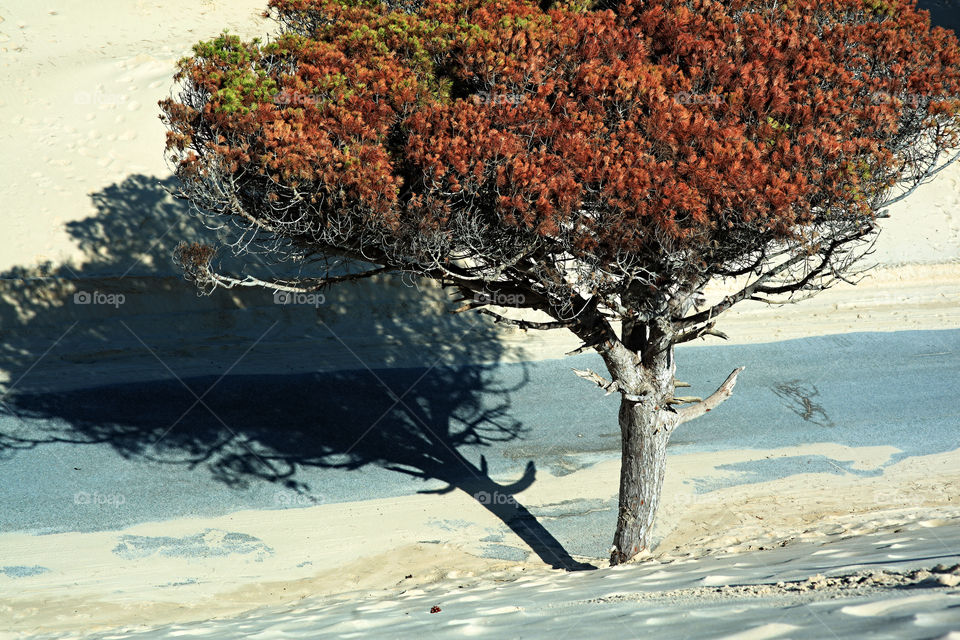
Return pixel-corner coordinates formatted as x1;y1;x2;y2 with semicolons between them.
598;319;678;567
609;395;671;565
597;319;745;566
570;308;744;566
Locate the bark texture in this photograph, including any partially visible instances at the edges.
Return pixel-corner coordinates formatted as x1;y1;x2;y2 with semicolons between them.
610;396;673;565
599;322;744;566
599;321;676;565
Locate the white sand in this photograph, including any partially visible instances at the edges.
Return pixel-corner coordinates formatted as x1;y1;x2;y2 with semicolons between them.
22;517;956;639
0;0;269;272
2;444;958;636
2;0;960;637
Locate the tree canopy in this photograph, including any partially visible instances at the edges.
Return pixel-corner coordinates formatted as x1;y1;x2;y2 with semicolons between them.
164;0;960;349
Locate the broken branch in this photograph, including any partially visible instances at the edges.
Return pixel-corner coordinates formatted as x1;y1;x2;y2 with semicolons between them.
676;367;745;424
572;368;646;402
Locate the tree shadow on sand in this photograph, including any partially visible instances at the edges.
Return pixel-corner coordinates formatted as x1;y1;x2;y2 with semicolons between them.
0;173;596;571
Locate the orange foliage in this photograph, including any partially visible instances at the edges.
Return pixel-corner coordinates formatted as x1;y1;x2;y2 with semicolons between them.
161;0;960;266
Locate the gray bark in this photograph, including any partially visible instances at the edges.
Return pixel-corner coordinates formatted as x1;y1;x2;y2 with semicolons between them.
610;396;673;565
597;322;744;566
599;322;677;566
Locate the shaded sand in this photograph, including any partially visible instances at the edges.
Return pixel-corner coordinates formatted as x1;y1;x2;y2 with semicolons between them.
1;262;958;397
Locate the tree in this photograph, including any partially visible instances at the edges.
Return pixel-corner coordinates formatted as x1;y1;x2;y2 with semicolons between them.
160;0;960;565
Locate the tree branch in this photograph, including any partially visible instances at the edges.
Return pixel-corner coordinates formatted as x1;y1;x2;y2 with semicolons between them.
208;267;391;293
174;241;391;293
676;367;745;424
571;368;647;402
878;147;960;209
478;309;575;330
675;253;811;328
673;321;729;344
676;221;876;328
566;339;604;356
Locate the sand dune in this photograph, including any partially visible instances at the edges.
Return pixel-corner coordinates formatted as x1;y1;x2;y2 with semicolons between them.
1;0;960;638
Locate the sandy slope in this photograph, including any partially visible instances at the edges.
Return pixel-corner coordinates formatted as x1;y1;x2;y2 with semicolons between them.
1;0;960;638
19;517;959;639
1;444;958;635
0;0;269;272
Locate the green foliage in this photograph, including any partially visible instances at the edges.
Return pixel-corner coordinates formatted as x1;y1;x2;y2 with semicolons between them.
765;116;792;132
844;159;875;182
192;32;256;66
189;32;278;115
214;69;278;115
863;0;895;17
